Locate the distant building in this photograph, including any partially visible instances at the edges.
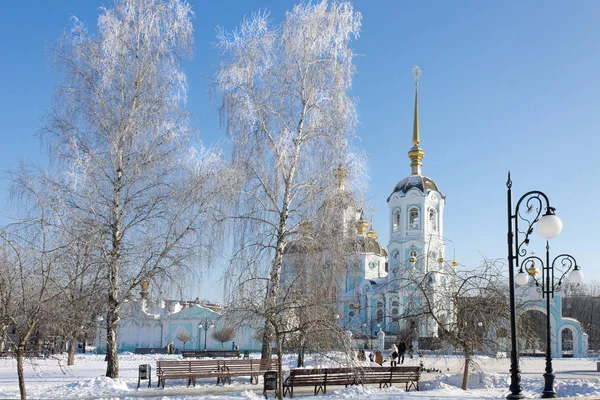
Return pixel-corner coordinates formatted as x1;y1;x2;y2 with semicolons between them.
97;281;261;353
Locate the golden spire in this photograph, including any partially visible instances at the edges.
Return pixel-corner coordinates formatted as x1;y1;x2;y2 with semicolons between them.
412;66;421;146
408;66;425;176
366;207;378;239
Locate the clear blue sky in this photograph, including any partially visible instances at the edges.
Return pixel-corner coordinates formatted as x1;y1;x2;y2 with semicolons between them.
1;0;599;301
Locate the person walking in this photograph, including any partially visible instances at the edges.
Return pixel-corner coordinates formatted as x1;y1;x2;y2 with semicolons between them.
357;348;366;361
398;341;406;364
390;344;399;366
375;350;383;366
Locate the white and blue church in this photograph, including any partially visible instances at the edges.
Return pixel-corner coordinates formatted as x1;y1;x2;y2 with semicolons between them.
331;69;456;342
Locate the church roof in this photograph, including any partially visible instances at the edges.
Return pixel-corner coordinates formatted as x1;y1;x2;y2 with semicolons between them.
284;234;387;257
388;175;439;200
353;235;388;257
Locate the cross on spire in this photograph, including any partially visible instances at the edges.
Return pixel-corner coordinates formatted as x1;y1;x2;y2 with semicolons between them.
412;66;421;86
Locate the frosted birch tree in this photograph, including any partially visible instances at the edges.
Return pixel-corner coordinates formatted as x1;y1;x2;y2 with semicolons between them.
47;0;226;378
215;0;362;361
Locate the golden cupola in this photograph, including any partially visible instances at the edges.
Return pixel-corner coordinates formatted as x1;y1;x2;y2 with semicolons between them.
366;223;378;240
356;211;368;235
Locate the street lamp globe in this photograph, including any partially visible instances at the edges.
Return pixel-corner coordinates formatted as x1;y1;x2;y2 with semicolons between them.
536;211;562;239
515;270;530;286
568;268;584;284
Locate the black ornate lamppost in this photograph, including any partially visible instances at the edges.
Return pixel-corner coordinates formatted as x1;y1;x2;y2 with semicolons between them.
198;318;214;350
506;173;564;399
514;243;583;398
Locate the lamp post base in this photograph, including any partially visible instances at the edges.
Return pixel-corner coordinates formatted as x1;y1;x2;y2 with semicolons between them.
542;372;556;398
507;367;524;399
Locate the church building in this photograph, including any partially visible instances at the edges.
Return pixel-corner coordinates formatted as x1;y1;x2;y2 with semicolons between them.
337;68;456;342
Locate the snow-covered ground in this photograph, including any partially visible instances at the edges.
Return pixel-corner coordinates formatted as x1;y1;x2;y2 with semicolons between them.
1;352;599;399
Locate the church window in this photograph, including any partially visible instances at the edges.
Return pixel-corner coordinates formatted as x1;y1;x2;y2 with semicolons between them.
349;311;355;318
409;249;418;258
408;207;420;229
377;309;384;324
392;300;399;307
393;209;400;231
428;208;438;231
377;301;384;309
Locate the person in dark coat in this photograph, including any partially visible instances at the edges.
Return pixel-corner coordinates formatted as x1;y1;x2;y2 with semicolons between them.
357;348;366;361
397;341;407;364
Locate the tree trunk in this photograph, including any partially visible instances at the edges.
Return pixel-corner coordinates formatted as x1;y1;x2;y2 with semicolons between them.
67;334;77;366
105;302;120;377
462;353;470;390
106;145;123;378
16;345;26;400
276;333;284;400
297;334;305;367
261;122;304;360
261;322;274;359
261;188;293;359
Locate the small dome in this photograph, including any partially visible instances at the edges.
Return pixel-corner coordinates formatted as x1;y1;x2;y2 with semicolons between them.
352;235;387;257
388;175;439;200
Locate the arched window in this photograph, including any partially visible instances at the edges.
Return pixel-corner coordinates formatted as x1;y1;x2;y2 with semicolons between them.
377;309;384;324
409;249;418;258
428;208;438;231
393;209;400;232
408;207;419;229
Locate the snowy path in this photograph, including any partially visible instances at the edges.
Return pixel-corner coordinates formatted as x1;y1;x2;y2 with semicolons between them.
1;353;600;399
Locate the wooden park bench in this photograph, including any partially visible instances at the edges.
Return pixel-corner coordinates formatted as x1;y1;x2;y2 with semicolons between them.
359;365;420;391
181;350;240;358
220;358;276;384
156;358;278;387
282;365;420;398
156;360;224;388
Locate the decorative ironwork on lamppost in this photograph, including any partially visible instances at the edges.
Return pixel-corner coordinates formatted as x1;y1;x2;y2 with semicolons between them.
515;242;583;398
506;172;563;400
198;318;214;351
